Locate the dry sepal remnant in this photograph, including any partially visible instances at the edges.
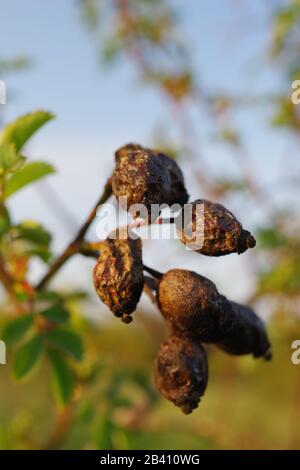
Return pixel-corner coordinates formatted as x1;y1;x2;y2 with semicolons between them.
93;228;144;324
177;199;256;256
112;143;188;221
154;333;208;414
92;143;271;415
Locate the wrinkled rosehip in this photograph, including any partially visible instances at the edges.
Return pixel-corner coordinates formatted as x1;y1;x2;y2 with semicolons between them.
218;301;272;360
93;228;144;323
177;199;256;256
157;269;236;342
154;333;208;414
112;144;188;221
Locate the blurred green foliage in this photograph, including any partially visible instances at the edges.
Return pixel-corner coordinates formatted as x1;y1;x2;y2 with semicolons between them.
0;0;300;451
0;313;299;450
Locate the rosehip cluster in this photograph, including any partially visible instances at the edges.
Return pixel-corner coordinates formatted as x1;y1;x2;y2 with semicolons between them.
93;144;271;414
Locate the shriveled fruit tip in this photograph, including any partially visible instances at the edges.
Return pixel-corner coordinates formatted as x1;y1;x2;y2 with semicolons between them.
121;313;133;324
237;230;256;254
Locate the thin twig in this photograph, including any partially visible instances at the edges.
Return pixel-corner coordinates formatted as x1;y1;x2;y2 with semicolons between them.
143;264;163;279
144;274;159;291
73;177;112;243
144;275;159;305
36;178;112;290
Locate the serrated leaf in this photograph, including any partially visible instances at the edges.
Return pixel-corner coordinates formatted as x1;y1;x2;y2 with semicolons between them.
3;314;33;344
13;335;44;381
0;144;26;174
13;221;52;247
46;328;83;361
48;349;75;405
0;111;55;152
40;305;69;324
4;161;55;199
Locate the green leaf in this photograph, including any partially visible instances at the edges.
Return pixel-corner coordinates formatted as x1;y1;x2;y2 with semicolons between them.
3;314;33;344
13;335;44;381
4;161;55;199
0;144;26;174
0;111;55;152
13;221;52;247
40;305;69;324
46;328;83;361
36;291;61;302
48;349;75;405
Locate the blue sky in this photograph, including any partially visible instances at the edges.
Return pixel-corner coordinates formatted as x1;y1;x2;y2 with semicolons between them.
0;0;280;143
0;0;296;301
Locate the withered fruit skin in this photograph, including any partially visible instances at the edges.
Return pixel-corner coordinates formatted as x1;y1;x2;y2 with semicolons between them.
177;198;256;256
154;333;208;414
112;144;188;220
93;228;144;323
157;269;236;342
218;301;272;360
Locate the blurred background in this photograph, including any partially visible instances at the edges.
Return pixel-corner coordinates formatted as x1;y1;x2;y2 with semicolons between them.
0;0;299;449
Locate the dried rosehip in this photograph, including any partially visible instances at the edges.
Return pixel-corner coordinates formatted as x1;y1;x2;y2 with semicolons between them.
157;269;236;342
112;144;188;221
154;333;208;414
218;301;272;360
155;334;208;414
93;228;144;323
177;198;256;256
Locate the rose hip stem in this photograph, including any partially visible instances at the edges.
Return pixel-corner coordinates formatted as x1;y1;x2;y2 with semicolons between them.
36;178;112;290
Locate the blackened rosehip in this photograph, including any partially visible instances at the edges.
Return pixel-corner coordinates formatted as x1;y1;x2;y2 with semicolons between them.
177;198;256;256
152;150;189;207
154;333;208;414
93;228;144;323
217;301;272;360
157;269;236;342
